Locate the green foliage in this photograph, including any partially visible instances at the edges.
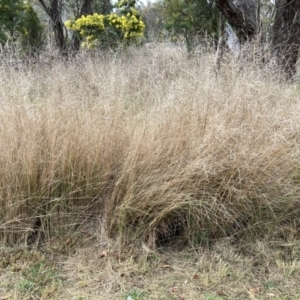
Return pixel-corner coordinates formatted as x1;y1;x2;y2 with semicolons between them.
93;0;113;15
157;0;220;51
65;0;145;49
0;0;44;52
19;261;62;297
124;288;146;300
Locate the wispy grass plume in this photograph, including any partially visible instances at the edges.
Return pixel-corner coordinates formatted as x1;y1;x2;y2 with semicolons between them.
0;45;300;248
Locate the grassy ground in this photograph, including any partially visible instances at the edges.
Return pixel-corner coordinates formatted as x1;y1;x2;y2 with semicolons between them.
1;44;300;299
1;237;300;299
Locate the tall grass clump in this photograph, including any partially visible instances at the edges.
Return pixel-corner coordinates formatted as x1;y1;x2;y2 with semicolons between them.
0;45;300;248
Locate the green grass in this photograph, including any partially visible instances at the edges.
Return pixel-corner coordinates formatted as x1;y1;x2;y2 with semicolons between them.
124;288;146;300
0;248;63;299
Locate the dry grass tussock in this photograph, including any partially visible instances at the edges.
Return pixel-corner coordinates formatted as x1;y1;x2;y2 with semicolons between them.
0;45;300;249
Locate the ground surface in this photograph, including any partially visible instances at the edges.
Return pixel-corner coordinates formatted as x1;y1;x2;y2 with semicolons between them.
1;237;300;300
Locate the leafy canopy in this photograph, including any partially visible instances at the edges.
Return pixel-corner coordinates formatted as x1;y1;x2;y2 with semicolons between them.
157;0;220;50
0;0;43;51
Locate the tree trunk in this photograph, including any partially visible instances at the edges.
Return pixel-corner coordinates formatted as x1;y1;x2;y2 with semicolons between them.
214;12;226;76
214;0;258;42
50;0;67;54
38;0;67;54
80;0;93;16
272;0;300;80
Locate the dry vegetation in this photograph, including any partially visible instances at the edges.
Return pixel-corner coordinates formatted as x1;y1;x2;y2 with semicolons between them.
0;45;300;299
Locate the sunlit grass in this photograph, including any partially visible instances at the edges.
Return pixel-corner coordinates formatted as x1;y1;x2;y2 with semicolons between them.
0;45;300;250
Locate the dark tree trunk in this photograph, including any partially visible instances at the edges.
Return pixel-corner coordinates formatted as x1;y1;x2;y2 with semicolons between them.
80;0;93;16
38;0;68;55
214;0;300;80
50;0;67;53
214;0;258;42
272;0;300;80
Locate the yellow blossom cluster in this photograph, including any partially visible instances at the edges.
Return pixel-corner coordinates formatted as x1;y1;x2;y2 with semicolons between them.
65;0;144;49
107;13;144;39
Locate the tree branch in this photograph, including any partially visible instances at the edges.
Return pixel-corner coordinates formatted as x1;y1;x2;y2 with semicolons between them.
38;0;50;16
214;0;257;42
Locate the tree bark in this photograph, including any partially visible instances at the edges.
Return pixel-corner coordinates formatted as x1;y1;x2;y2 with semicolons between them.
214;12;226;76
38;0;68;54
79;0;93;16
214;0;258;42
272;0;300;80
